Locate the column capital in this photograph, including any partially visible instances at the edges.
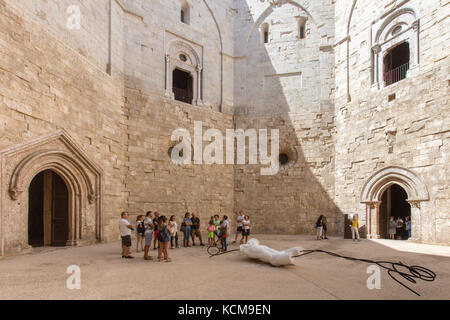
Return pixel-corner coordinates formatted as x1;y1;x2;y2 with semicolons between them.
412;20;420;31
196;65;203;72
372;45;381;54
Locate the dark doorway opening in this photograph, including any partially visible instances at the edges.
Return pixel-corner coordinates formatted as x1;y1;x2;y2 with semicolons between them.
173;69;193;104
384;42;410;86
28;170;69;247
379;184;411;240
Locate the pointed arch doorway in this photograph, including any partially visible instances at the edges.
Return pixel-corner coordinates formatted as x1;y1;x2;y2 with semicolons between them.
28;170;69;247
378;184;411;240
361;166;429;241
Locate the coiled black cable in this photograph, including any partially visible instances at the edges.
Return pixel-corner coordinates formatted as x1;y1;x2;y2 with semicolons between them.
207;246;437;296
293;249;436;297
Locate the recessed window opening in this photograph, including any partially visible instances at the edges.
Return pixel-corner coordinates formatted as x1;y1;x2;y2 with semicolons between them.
261;23;269;44
392;25;403;36
173;68;193;104
179;54;187;62
384;42;410;86
298;20;306;39
279;154;289;166
181;2;190;24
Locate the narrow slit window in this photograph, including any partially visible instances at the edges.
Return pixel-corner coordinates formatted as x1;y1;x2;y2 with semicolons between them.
298;20;306;39
262;23;269;44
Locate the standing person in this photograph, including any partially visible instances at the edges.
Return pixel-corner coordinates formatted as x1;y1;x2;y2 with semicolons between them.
190;213;205;246
169;215;179;249
213;215;221;242
220;215;230;252
396;216;404;240
233;211;245;244
157;216;172;262
350;214;361;242
143;211;154;261
389;216;397;240
405;216;411;239
322;215;329;240
182;212;192;247
207;220;216;246
136;215;145;253
241;215;251;244
153;212;161;250
315;215;324;240
119;212;134;259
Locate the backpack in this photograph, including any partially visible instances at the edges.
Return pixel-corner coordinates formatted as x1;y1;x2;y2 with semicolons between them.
137;221;145;235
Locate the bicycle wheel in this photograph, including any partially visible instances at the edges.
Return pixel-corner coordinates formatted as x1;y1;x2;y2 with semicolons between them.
207;245;220;256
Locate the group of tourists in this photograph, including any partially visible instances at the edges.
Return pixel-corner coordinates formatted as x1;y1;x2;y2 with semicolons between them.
119;210;252;261
389;216;411;240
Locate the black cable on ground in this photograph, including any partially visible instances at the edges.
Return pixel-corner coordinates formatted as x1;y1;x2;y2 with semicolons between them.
207;246;437;297
293;249;436;297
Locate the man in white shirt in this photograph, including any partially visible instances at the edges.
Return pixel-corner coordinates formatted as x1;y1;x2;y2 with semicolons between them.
120;212;135;259
233;210;245;244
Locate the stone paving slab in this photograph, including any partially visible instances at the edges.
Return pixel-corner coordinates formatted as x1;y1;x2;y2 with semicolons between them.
0;235;449;300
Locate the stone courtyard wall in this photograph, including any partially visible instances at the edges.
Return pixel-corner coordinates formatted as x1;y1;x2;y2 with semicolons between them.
333;0;450;244
0;1;127;253
232;0;340;235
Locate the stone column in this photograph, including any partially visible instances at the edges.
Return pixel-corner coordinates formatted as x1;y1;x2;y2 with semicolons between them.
165;54;174;99
411;20;420;66
370;201;382;239
196;65;203;106
372;45;381;87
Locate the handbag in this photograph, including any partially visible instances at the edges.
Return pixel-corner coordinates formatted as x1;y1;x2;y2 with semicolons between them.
180;221;186;232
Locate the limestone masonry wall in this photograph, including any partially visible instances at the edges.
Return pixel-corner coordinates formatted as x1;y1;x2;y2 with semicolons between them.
0;0;448;253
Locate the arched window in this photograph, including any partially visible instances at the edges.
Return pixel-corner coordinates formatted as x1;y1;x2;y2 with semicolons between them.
383;42;410;86
371;7;419;88
261;23;269;44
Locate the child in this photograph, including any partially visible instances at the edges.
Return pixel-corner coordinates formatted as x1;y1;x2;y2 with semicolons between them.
157;216;172;262
136;215;145;253
207;220;216;246
213;214;221;241
169;215;179;249
241;215;251;244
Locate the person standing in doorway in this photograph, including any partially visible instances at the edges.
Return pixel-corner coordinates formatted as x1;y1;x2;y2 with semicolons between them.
120;212;134;259
190;212;205;246
143;211;154;261
396;216;404;240
350;214;361;242
233;211;245;244
389;216;397;240
405;216;411;239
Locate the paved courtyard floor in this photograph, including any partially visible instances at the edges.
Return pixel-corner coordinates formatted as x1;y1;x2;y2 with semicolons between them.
0;235;449;300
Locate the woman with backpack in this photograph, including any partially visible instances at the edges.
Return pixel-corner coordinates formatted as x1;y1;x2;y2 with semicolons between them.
157;216;172;262
136;215;145;252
